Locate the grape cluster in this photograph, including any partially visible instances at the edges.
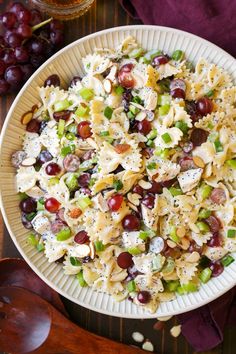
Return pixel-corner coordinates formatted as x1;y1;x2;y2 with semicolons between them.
0;2;64;95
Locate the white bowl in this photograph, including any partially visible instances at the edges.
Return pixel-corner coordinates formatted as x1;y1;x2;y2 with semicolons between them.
0;25;235;318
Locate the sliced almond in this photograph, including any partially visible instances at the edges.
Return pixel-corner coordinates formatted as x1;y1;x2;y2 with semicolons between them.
31;104;38;114
21;157;36;166
193;156;205;168
127;202;138;212
157;315;173;322
114;143;131;154
176;226;186;238
89;242;95;259
21;111;33;125
167;240;176;248
180;237;190;250
170;325;181;338
142;340;154;352
132;331;144;343
186;251;200;263
75;244;90;258
189;222;200;234
103;78;112;93
135;111;147;121
127;192;141;206
26;186;44;199
106;64;118;82
68;208;82;219
138;179;152;190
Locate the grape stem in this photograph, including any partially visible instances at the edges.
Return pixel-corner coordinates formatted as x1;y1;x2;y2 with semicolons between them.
32;18;53;33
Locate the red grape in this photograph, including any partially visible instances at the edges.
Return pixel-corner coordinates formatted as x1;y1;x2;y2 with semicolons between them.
50;31;64;46
117;252;133;269
207;232;223;247
21;63;34;80
147;181;163;194
78;173;90;187
45;162;61;175
152;55;169;66
209;261;224;277
185;101;201;123
170;88;185;99
0;59;6;76
19;197;37;213
17;8;31;24
182;141;194;153
108;194;123;211
70;76;81;88
1;12;17;29
14;47;29;63
0;79;10;94
21;213;33;229
30;54;44;68
122;214;141;231
77;121;92;139
142;194;155;209
44;74;60;87
80;187;92;196
51;219;65;234
3;50;16;66
118;63;134;89
132;184;144;196
17;24;32;39
53;110;71;122
6;33;23;48
37;150;53;164
9;2;25;15
29;9;42;26
188;241;203;254
4;65;23;86
0;36;5;46
50;19;64;32
205;215;221;233
210;188;226;205
196;97;213;116
190;128;208;147
137;291;151;304
137;119;152;135
30;38;45;55
63;154;80;172
45;197;61;213
74;230;89;244
170;79;186;91
179;156;195;171
26;119;41;133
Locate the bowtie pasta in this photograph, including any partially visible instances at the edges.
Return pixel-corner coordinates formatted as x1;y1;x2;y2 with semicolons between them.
12;36;236;313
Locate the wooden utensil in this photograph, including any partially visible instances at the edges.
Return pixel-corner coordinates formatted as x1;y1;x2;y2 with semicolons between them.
0;258;67;316
0;286;147;354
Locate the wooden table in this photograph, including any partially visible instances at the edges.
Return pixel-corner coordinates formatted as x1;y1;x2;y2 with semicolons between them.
0;1;234;353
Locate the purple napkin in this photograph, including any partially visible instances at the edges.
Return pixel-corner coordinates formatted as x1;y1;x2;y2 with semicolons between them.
119;0;236;57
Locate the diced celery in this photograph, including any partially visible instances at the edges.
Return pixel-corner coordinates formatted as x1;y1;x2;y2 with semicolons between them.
127;247;142;255
127;111;134;119
36;243;45;252
127;280;136;292
159;104;170;116
147;162;157;170
221;255;234;267
146;140;155;147
104;106;113;119
157;94;171;106
227;229;236;238
113;180;123;191
89;178;96;187
205;90;214;97
100;130;110;137
79;88;94;100
115;86;124;95
94;240;105;252
75;104;89;117
56;228;72;241
177;282;198;294
207;122;214;129
144;49;162;63
70;257;81;266
165;280;180;292
66;132;75;140
25;212;36;221
66;123;77;134
132;96;142;104
128;48;143;58
214;140;223;153
152;254;165;272
208;132;218;142
60;145;72;157
54;99;70;112
172;50;184;61
161;132;172;143
48;177;60;186
19;192;28;200
147;129;157;140
129;105;140;115
76;271;88;287
58;119;65;138
27;233;38;246
154;147;169;159
226;159;236;169
169;226;180;243
198;209;211;219
169;187;183;196
66;174;79;191
199;184;212;200
162;257;175;274
175;120;188;134
37;198;45;211
199;267;212;283
158;78;171;93
77;196;92;210
196;221;210;233
199;255;211;268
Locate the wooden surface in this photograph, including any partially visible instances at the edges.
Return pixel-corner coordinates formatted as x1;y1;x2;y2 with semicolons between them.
0;1;235;354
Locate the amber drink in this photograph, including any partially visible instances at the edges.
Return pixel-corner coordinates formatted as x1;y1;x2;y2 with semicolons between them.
30;0;95;20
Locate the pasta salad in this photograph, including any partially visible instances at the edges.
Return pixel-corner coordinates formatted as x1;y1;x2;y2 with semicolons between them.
12;36;236;313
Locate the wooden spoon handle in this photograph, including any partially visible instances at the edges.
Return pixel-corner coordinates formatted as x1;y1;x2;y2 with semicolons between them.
35;305;146;354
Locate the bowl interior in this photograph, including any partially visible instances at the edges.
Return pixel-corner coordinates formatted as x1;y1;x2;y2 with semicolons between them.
0;25;236;318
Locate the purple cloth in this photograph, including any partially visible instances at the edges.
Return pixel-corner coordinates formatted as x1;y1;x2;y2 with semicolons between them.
119;0;236;57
